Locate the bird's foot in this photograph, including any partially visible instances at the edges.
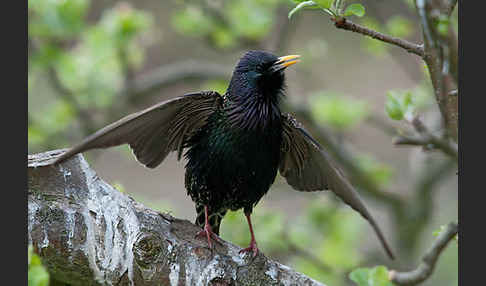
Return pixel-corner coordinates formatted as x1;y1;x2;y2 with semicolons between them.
239;240;259;257
195;224;222;249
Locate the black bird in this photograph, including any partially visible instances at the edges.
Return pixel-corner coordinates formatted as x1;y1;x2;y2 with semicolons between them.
53;50;394;259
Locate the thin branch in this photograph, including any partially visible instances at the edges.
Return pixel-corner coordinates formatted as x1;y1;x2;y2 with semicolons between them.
389;221;458;285
332;18;425;57
365;115;398;137
393;116;458;159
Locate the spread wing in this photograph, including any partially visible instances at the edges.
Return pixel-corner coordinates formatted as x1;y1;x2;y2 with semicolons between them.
53;91;223;168
279;114;395;260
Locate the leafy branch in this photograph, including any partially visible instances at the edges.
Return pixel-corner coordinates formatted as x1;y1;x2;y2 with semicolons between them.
289;0;458;142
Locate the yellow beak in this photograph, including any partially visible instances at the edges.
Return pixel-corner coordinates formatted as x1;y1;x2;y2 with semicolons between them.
275;54;301;68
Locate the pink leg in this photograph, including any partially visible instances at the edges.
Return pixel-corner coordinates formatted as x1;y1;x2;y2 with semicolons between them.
195;205;222;248
239;213;259;257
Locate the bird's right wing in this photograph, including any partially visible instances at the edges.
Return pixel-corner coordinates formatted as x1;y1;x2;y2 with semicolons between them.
54;91;223;168
279;114;395;259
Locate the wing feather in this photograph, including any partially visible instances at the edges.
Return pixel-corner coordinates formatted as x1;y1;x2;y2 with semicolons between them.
53;91;223;168
279;114;395;260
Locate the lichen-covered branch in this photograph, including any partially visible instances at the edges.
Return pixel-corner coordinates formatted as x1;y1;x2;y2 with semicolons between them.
389;222;458;285
28;150;326;286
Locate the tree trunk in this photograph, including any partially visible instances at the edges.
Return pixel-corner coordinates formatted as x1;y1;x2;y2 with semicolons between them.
28;150;326;286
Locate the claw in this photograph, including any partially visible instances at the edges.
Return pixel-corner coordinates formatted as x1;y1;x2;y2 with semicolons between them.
195;224;222;248
195;206;223;249
239;240;259;257
239;213;259;257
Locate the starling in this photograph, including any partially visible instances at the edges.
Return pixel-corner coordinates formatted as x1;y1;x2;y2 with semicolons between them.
53;50;394;259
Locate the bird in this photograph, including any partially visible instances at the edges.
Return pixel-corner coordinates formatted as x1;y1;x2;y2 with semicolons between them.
53;50;394;259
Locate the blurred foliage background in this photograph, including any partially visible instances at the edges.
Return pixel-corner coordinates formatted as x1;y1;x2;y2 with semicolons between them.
28;0;458;285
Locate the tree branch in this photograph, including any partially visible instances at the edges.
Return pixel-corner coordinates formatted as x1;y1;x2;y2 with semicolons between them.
332;18;425;57
389;222;458;285
28;150;326;286
393;117;458;159
415;0;458;141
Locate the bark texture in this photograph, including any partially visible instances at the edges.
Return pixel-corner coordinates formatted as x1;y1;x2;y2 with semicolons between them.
28;150;326;286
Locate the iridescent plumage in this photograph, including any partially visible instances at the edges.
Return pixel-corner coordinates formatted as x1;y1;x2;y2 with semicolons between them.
53;51;394;259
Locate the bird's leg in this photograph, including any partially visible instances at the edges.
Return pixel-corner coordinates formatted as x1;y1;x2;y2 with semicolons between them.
238;212;259;257
195;205;222;248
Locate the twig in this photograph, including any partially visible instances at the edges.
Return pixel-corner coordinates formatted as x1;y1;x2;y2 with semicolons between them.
389;221;458;285
393;117;458;159
365;115;398;137
332;18;425;57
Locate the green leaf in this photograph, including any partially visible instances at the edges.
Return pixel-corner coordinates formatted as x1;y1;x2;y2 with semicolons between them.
28;0;88;38
369;266;393;286
435;15;450;36
28;246;50;286
385;92;403;120
288;1;318;19
100;4;153;46
211;27;237;49
350;268;371;286
171;7;215;36
29;266;50;286
228;1;272;40
344;3;365;17
315;0;334;9
385;90;415;121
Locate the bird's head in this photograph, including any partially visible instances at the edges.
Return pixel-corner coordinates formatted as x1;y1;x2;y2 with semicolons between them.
228;50;300;102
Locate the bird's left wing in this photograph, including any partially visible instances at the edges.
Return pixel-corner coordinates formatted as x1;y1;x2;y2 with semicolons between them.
279;114;395;259
53;91;223;168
